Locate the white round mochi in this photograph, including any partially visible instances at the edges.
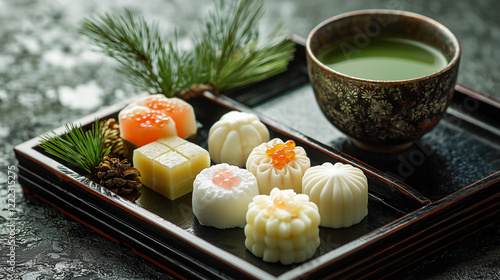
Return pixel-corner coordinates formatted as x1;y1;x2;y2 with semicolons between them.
192;163;259;229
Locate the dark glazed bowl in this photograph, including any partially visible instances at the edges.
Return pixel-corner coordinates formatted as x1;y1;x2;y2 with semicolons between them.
306;10;461;153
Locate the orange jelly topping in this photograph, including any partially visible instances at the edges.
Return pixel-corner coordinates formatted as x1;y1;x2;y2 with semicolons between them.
273;197;286;209
212;168;241;189
143;95;195;139
121;109;171;128
265;140;296;170
119;106;176;146
145;96;187;113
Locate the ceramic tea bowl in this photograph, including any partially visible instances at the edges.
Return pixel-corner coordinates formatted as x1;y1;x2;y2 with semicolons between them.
306;10;460;153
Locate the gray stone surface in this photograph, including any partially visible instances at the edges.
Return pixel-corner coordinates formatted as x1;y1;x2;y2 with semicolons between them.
0;0;499;279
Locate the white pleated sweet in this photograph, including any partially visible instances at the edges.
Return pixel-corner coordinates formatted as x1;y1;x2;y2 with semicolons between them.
192;163;259;229
246;138;310;195
244;188;320;265
302;162;368;228
208;111;270;167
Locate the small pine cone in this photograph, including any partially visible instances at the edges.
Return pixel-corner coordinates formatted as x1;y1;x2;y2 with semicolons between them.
95;156;142;201
101;118;125;159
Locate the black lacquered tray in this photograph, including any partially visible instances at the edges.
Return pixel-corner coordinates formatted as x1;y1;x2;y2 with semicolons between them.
14;43;500;279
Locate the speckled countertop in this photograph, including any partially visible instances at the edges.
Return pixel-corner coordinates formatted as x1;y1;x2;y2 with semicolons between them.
1;0;499;279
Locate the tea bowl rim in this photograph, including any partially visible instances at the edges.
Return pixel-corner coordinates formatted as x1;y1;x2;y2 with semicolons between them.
305;9;461;84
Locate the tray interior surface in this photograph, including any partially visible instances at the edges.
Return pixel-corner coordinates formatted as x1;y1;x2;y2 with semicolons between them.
20;92;421;278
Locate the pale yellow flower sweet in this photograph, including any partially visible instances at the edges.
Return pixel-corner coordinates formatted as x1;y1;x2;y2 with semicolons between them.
244;188;320;265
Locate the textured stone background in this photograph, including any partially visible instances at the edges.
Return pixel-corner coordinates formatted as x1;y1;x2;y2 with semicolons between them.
1;0;499;279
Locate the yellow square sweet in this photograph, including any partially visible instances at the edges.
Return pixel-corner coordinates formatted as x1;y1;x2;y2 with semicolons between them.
133;142;171;187
133;136;210;200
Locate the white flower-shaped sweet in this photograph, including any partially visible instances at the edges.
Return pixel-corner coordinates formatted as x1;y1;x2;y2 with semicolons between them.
302;162;368;228
246;138;310;194
244;188;320;265
192;163;259;229
208;111;270;167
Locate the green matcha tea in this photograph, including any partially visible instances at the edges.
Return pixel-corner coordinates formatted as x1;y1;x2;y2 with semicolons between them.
318;36;448;81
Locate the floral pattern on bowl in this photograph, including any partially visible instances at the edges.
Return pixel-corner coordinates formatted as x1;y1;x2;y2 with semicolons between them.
309;64;458;145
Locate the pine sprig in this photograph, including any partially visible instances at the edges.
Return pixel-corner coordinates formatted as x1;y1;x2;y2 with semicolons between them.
39;119;111;174
194;0;295;90
79;0;295;97
79;10;188;96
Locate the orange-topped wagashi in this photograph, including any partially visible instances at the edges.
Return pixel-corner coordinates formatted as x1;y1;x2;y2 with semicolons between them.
118;105;177;147
137;94;197;139
246;138;311;194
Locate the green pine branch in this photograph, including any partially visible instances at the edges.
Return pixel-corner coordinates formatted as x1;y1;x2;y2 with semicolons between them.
195;0;295;90
79;10;187;96
79;0;295;97
39;119;111;174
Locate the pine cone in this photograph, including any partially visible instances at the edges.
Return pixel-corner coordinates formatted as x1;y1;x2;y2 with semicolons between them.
95;156;142;201
101;118;125;159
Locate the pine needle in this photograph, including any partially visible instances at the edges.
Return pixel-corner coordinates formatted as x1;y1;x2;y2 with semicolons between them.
39;119;111;174
79;10;185;96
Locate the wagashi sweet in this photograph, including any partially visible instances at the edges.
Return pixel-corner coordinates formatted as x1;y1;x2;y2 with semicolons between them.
118;105;177;147
133;136;210;200
246;138;310;194
208;111;269;167
119;94;197;147
192;163;259;229
244;188;320;265
302;162;368;228
137;94;197;139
